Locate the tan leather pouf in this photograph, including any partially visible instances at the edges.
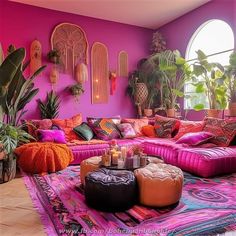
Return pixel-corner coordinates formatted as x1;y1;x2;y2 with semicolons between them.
80;156;102;186
134;163;183;207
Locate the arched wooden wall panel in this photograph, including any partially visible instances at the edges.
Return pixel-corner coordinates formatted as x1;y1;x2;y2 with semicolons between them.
118;50;128;77
91;42;109;104
51;23;88;76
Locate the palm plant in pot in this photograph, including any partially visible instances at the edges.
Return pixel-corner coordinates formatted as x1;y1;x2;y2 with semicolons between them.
0;46;45;183
192;50;227;118
148;50;191;117
225;51;236;116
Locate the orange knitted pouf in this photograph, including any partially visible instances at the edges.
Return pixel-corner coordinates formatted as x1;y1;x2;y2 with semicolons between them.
15;142;74;174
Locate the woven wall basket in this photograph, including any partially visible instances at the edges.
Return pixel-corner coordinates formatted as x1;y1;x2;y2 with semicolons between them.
135;82;148;105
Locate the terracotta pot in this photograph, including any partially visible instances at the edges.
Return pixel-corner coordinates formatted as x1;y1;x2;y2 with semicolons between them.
229;102;236;116
207;109;220;118
143;109;153;117
166;108;175;117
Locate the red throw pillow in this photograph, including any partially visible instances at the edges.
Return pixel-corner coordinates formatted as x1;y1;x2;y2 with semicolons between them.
154;115;180;138
203;117;236;147
174;120;204;140
52;114;82;142
142;125;156;138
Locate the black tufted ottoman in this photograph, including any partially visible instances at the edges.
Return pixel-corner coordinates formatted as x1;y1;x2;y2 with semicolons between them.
84;168;137;212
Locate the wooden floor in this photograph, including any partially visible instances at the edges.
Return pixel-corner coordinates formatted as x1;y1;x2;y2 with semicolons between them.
0;172;45;236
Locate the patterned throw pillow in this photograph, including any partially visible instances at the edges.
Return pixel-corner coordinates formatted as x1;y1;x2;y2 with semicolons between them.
73;122;94;141
121;118;149;136
176;131;215;146
37;129;66;144
154;115;180;138
23;119;52;139
52;114;82;142
117;123;136;138
203;117;236;147
174;120;204;140
142;125;156;138
87;118;121;141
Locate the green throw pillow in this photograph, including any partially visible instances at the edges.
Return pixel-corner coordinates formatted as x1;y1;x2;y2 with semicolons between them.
73;122;94;141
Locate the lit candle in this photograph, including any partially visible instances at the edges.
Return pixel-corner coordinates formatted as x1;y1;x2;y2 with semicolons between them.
112;153;119;165
121;146;127;160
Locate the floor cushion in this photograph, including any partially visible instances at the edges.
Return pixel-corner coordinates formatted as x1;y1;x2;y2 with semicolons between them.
134;163;183;207
15;142;73;174
85;168;137;211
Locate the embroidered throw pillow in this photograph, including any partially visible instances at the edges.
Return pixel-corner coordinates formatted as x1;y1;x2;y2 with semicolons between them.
121;118;149;136
203;117;236;147
87;118;121;141
176;131;215;146
37;129;66;144
73;122;94;141
154;115;180;138
174;120;204;140
23;119;52;139
141;125;156;138
117;123;136;138
52;114;82;141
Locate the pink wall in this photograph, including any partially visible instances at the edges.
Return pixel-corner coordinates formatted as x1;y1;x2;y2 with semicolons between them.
1;0;153;120
158;0;235;121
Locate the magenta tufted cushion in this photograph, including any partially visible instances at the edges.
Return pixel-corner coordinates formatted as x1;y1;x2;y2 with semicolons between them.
37;129;66;144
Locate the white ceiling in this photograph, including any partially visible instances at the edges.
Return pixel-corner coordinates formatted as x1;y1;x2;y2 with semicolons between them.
10;0;211;29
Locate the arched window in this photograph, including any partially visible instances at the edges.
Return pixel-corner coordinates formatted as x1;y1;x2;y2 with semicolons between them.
185;19;234;109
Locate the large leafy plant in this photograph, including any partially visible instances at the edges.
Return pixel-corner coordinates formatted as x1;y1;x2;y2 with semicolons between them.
225;51;236;103
0;47;46;126
148;50;191;109
38;90;60;119
192;50;227;110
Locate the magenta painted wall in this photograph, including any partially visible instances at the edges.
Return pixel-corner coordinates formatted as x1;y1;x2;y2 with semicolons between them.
1;0;153;120
158;0;235;121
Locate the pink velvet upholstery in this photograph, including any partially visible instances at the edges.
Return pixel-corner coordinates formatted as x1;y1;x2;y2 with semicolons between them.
177;147;236;177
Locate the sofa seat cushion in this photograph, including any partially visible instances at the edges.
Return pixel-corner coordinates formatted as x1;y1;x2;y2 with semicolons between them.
177;147;236;177
141;138;183;166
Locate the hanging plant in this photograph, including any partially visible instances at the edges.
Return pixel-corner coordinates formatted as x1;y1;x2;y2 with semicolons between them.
67;83;84;102
150;31;166;54
47;49;60;64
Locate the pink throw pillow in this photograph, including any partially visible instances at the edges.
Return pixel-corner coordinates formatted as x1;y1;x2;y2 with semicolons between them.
117;123;136;138
176;131;215;146
37;129;66;144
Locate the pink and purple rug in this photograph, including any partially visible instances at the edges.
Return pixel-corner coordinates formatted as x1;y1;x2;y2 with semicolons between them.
23;166;236;236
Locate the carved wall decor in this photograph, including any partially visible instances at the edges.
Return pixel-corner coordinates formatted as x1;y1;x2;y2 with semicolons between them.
49;66;59;90
91;42;109;104
30;39;42;75
51;23;88;76
118;50;128;77
0;43;4;65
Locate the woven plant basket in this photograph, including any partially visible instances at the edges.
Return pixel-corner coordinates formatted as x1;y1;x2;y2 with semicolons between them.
0;153;16;184
134;83;148;105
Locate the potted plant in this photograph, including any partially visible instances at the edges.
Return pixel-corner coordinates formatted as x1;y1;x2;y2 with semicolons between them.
47;49;60;64
68;83;85;102
148;50;191;117
0;122;33;183
192;50;227;118
37;90;61;119
225;51;236;116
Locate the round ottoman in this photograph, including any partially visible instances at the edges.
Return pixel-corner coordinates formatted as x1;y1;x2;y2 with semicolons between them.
134;163;183;207
15;142;73;174
85;168;137;211
80;156;102;186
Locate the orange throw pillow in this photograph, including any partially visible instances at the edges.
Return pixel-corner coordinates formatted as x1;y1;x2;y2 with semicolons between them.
174;120;204;140
142;125;156;137
52;114;82;141
122;118;149;136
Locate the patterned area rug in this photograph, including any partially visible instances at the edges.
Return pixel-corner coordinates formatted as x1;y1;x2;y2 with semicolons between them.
22;166;236;236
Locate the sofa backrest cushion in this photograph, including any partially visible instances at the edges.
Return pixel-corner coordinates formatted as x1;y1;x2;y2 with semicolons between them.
37;129;66;144
121;118;149;136
142;125;156;138
117;123;136;139
73;122;94;141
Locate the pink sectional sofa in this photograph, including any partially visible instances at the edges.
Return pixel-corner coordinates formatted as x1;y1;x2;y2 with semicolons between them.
69;137;236;178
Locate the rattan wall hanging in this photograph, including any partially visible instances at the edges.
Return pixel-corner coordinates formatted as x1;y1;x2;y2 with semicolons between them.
118;50;128;77
91;42;109;104
51;23;88;76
